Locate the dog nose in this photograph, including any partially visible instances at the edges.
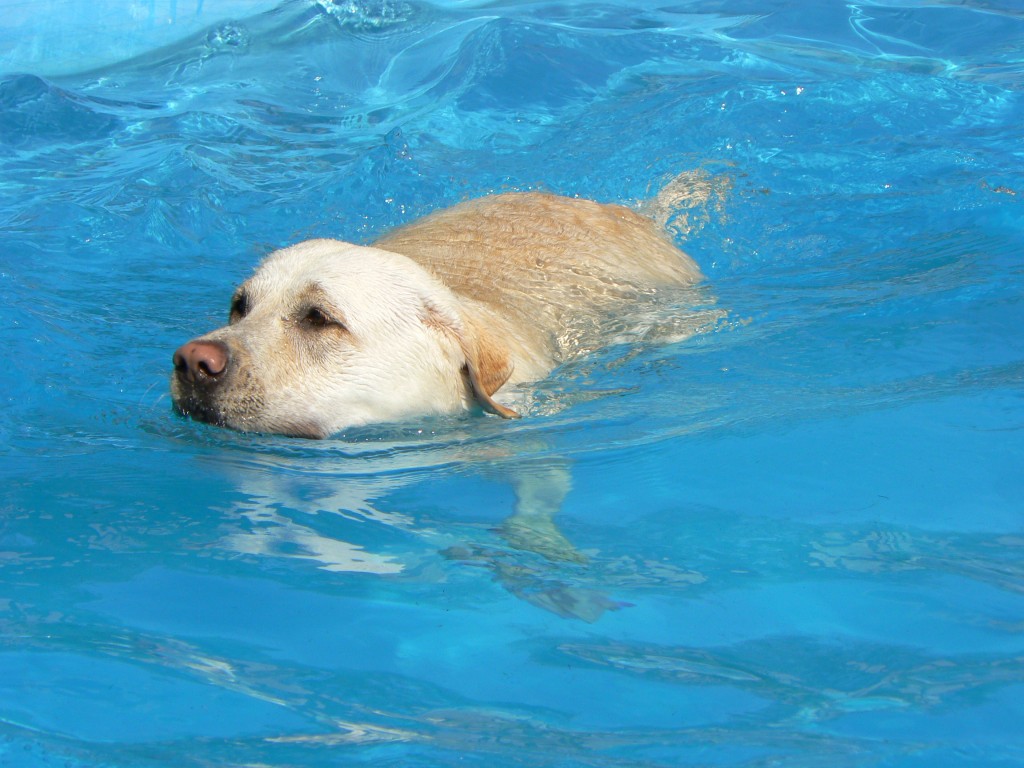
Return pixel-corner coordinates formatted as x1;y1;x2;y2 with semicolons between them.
173;340;229;385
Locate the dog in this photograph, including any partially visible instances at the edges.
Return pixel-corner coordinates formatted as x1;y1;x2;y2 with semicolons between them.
171;191;705;438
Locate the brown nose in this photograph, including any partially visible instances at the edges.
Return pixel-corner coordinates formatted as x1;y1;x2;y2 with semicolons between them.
173;340;230;385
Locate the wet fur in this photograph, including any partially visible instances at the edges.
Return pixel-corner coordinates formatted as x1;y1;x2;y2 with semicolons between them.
171;191;703;437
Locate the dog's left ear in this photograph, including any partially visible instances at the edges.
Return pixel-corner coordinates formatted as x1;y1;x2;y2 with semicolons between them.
420;299;521;419
460;324;520;419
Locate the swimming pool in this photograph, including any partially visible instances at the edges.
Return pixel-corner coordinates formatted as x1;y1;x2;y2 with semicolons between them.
2;0;1022;765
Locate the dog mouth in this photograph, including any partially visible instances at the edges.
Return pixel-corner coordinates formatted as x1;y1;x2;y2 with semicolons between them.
171;386;328;439
172;392;229;428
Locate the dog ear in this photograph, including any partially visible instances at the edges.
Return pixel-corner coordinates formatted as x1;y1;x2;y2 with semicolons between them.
460;325;520;419
419;299;521;420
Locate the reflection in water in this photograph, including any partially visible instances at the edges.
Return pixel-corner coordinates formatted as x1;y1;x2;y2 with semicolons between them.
7;596;1020;765
811;527;1024;594
555;634;1024;724
4;465;1022;764
442;543;628;623
223;505;405;575
212;446;628;620
214;462;416;575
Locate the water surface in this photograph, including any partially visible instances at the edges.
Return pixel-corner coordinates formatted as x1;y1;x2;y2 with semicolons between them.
1;1;1023;766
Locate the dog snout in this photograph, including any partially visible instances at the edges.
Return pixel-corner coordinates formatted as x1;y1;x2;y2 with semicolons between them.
173;340;230;386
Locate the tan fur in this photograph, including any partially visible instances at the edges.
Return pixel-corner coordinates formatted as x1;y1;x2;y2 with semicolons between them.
376;192;702;371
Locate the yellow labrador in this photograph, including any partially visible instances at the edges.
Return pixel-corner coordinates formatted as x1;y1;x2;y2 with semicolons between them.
171;191;704;437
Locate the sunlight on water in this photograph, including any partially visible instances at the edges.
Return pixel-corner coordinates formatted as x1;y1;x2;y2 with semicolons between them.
2;1;1023;766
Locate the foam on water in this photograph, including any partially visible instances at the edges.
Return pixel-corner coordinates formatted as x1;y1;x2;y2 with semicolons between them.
1;1;1023;766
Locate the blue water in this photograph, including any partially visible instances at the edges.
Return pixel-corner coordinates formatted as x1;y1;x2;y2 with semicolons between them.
2;0;1023;765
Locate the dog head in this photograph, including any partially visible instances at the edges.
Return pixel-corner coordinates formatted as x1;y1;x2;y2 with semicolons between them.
171;240;517;438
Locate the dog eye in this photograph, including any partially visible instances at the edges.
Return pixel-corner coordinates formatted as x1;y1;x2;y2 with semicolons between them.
229;293;249;323
301;307;342;330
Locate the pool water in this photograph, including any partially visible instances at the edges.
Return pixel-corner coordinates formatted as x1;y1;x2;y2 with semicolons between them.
2;0;1023;765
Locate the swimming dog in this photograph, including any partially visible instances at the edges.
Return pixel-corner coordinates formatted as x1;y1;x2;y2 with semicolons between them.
171;191;704;437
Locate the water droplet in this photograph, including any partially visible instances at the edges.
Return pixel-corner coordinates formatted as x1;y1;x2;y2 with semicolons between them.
206;24;249;52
